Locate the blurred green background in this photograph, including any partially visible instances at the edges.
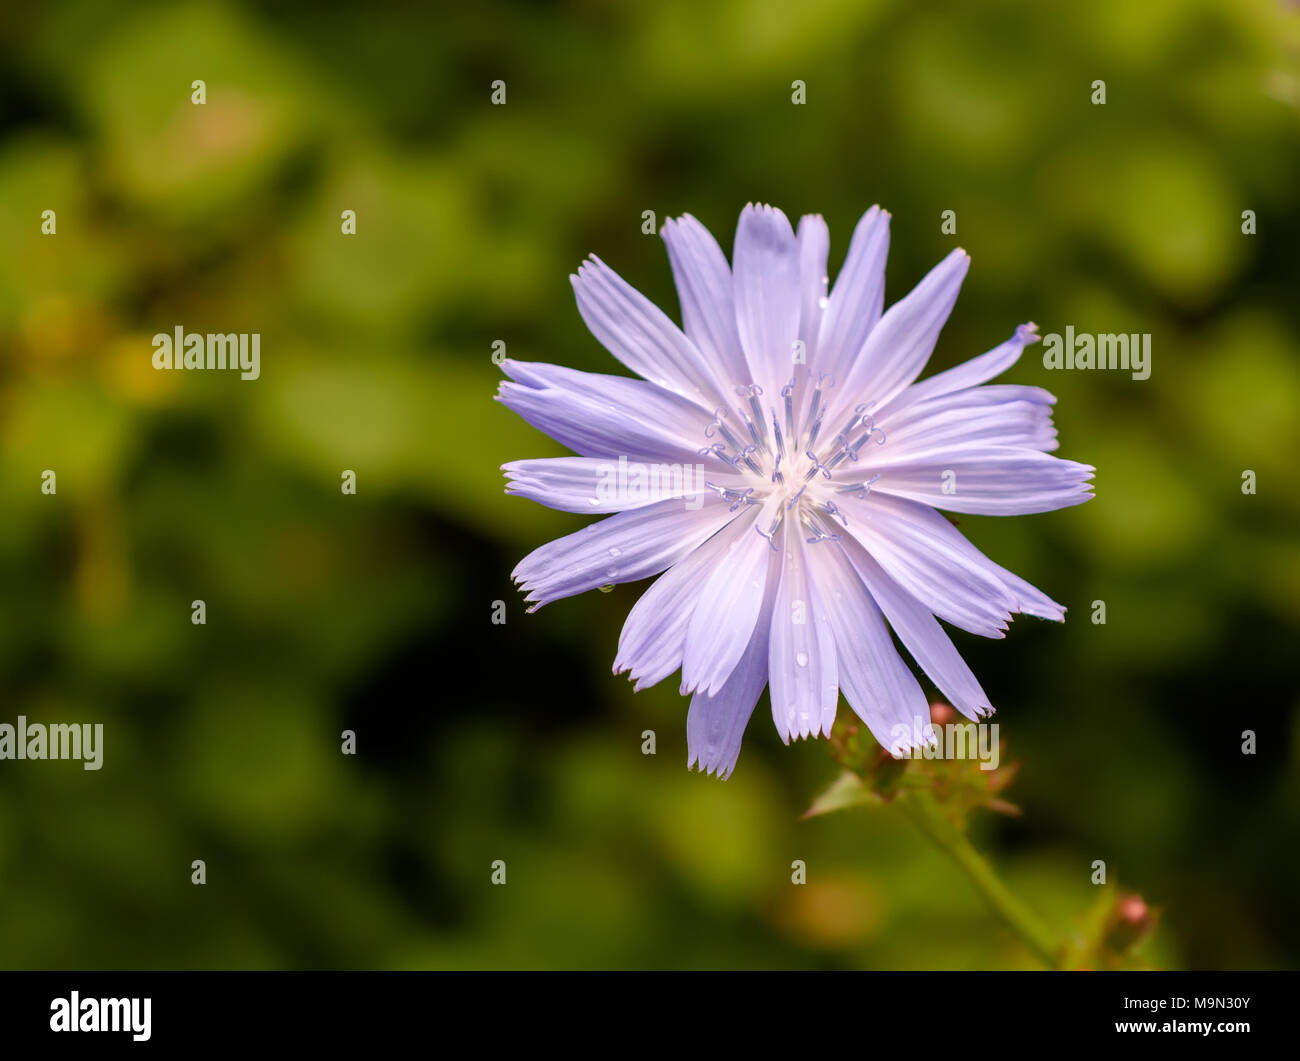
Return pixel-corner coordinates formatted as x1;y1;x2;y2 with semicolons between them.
1;0;1298;970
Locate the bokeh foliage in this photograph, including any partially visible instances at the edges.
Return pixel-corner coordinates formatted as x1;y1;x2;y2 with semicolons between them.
0;0;1298;969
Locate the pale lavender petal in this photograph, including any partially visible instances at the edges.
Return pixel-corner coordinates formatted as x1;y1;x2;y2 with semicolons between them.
868;447;1095;515
838;492;1017;637
810;541;933;754
661;214;751;386
681;497;781;696
686;545;779;779
571;256;726;407
503;457;742;514
768;523;839;742
827;248;969;425
816;206;889;385
883;322;1040;417
877;384;1061;454
512;496;735;610
988;564;1066;621
497;359;709;463
845;491;1068;626
732;203;802;401
952;383;1057;406
614;513;754;689
842;538;992;720
783;213;832;425
796;214;830;360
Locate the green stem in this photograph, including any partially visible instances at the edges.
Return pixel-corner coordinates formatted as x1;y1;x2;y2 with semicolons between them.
896;789;1062;969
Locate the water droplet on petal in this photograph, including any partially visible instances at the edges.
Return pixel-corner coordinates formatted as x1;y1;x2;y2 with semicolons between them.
817;296;829;309
598;583;615;593
608;547;622;557
796;651;809;667
606;567;619;578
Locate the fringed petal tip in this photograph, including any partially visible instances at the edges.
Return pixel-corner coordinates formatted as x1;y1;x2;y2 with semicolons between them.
1017;603;1066;623
1015;321;1041;346
771;719;835;746
569;255;598;283
885;727;938;759
947;701;998;722
946;702;996;723
687;755;738;781
611;659;658;693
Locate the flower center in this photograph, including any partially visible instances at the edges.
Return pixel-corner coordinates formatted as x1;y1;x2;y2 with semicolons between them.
698;375;885;550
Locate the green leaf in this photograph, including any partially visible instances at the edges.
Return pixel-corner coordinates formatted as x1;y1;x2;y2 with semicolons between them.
802;770;878;820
